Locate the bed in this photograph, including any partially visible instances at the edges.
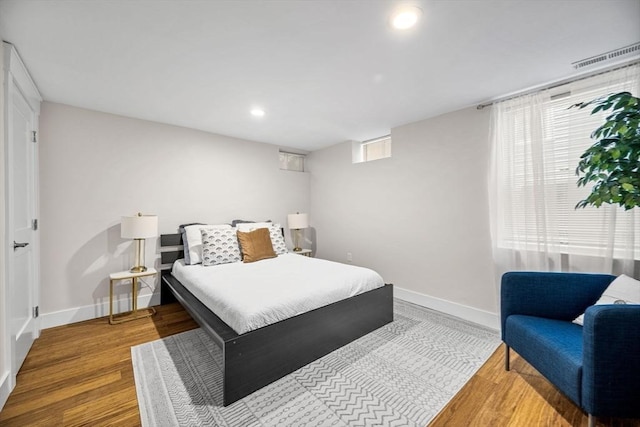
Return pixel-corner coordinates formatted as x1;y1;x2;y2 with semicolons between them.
159;229;394;406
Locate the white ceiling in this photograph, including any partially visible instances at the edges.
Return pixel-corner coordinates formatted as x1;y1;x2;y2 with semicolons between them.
1;0;639;151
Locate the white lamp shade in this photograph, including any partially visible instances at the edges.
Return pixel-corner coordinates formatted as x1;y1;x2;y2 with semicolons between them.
121;214;158;239
287;213;309;230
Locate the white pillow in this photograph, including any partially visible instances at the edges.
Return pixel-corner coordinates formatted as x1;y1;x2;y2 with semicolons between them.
235;221;273;232
573;274;640;325
184;223;231;265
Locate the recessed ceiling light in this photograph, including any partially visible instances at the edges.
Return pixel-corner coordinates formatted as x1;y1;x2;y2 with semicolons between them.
250;108;265;117
391;6;422;30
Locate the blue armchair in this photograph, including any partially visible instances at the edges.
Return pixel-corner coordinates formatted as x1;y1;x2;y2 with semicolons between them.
501;272;640;426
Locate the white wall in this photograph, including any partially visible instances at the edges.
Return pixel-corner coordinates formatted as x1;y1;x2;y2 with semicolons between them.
39;102;309;327
308;106;499;328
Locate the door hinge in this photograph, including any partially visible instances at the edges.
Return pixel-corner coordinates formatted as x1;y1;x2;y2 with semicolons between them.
32;131;37;143
33;306;39;318
33;219;38;230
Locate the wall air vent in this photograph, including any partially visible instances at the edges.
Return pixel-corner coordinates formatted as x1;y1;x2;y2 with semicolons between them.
572;42;640;70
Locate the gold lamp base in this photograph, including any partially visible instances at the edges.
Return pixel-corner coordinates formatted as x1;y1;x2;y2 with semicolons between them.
292;228;304;252
129;238;148;273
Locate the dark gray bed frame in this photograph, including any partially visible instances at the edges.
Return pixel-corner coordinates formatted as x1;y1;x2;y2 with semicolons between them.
159;232;394;406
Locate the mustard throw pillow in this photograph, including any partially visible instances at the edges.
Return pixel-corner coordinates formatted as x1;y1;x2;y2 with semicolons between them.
237;228;277;263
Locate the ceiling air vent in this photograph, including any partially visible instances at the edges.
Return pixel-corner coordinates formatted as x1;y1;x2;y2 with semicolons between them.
572;42;640;70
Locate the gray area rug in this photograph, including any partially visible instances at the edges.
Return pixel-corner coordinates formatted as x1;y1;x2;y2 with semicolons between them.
132;299;500;426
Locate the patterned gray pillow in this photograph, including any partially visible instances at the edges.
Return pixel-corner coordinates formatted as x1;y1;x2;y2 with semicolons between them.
201;228;241;266
269;225;288;255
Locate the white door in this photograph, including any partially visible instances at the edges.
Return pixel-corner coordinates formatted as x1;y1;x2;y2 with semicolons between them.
7;82;39;374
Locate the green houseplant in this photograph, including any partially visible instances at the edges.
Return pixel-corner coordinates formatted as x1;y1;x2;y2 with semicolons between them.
573;91;640;210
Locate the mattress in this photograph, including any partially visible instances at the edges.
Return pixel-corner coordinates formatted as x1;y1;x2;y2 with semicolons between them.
172;253;385;334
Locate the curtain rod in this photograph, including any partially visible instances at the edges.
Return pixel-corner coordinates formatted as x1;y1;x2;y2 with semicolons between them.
476;58;640;110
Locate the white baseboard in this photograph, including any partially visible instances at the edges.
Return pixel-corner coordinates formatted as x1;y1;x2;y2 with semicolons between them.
40;292;161;330
39;287;498;332
0;370;11;412
394;286;500;331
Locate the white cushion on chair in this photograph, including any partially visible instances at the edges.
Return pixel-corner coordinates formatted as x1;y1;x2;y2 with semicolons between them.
573;274;640;325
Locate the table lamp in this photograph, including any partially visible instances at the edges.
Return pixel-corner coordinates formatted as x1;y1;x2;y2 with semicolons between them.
287;212;309;252
121;213;158;272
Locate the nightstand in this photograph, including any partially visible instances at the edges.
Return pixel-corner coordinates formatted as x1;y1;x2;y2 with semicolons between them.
293;249;312;257
109;268;157;324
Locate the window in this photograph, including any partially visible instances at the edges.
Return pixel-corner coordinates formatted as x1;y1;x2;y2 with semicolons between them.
492;64;640;258
279;151;305;172
353;135;392;163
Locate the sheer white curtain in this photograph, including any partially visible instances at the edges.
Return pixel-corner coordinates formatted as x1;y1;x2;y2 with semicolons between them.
489;63;640;279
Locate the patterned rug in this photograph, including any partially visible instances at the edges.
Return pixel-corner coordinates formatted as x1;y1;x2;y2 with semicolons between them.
132;299;500;426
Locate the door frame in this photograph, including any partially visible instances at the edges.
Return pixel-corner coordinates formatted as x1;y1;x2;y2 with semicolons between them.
0;42;42;409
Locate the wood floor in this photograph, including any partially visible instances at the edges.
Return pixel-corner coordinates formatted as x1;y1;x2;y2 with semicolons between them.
0;303;198;427
0;303;638;427
430;347;640;427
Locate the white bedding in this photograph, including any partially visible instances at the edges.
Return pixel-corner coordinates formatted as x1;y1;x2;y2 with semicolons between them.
172;253;385;334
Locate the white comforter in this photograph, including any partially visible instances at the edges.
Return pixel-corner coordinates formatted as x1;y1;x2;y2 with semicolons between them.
172;253;384;334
